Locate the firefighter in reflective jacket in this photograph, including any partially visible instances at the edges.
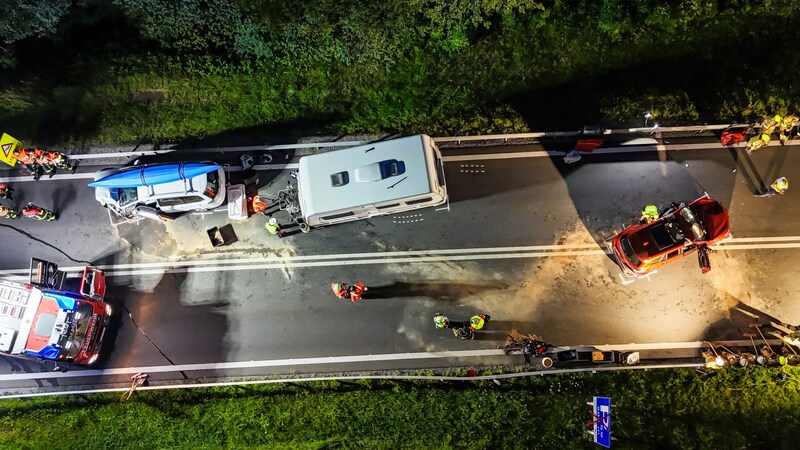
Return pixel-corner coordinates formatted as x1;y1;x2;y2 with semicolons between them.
778;114;798;145
0;205;19;219
45;151;74;171
33;149;55;176
0;183;13;200
640;204;659;224
770;177;789;195
434;313;449;329
747;133;771;153
12;148;41;179
331;282;349;299
348;282;367;302
469;314;489;331
22;203;56;221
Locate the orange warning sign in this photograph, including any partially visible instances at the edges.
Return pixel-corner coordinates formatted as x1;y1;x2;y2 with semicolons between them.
0;133;21;167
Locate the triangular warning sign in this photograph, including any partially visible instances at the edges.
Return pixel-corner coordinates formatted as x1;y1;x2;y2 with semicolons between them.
1;143;12;157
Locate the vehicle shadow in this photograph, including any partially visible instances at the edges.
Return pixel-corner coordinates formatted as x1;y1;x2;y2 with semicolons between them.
725;146;769;195
367;281;502;300
90;250;231;371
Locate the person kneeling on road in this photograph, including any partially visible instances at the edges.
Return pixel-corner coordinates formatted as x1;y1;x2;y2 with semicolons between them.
265;217;282;237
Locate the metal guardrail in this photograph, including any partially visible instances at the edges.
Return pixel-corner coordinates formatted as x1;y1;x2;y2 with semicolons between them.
61;123;738;160
0;361;705;399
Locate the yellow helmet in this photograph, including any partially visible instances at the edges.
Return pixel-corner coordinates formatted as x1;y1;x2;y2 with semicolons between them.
774;114;782;122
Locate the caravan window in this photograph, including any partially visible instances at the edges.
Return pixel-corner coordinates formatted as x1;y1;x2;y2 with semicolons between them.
379;160;405;178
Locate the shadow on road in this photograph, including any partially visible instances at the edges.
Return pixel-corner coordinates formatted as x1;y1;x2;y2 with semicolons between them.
368;281;502;300
473;320;542;342
90;250;231;370
702;295;795;344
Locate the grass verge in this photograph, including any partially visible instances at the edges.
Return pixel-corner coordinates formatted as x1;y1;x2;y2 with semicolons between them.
1;367;798;449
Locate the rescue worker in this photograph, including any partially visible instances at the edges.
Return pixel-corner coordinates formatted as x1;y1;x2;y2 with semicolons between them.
45;151;75;172
251;195;267;214
746;133;771;154
0;205;19;219
264;217;282;237
21;203;56;221
639;204;659;224
434;313;449;329
778;114;798;145
769;177;789;195
12;148;41;180
469;314;489;331
0;183;13;200
32;149;55;177
331;281;349;299
348;282;367;302
761;114;781;136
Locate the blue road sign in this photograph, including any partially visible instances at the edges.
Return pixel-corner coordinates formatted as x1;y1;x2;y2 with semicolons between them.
594;396;611;448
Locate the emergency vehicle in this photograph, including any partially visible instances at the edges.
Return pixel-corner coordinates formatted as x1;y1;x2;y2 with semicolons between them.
0;264;112;368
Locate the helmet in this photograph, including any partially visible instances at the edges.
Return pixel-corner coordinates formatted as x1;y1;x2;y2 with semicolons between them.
774;114;782;122
268;218;277;226
332;282;343;291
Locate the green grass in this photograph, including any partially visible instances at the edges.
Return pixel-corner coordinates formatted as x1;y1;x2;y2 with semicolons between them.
1;1;800;145
1;367;798;449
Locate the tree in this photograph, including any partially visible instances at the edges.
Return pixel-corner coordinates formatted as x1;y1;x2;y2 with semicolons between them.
0;0;70;67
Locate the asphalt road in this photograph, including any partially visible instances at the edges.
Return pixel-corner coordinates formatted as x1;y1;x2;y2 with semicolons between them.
1;138;799;392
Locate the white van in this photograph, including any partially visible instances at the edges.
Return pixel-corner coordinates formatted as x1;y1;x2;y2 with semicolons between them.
93;165;226;221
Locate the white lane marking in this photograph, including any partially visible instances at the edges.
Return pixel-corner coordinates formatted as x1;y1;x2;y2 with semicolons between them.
1;237;800;279
0;250;612;280
0;339;770;383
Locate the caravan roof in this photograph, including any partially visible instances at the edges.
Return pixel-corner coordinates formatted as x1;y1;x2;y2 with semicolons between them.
297;135;435;218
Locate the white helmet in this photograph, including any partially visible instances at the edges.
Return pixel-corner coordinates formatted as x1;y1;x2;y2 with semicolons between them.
268;218;277;226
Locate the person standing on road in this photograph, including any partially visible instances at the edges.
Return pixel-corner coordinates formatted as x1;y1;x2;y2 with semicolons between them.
0;183;13;200
21;203;56;221
0;205;19;219
331;282;349;300
469;314;490;331
757;177;789;197
348;282;367;302
12;148;41;180
45;151;75;172
32;149;55;177
434;313;450;329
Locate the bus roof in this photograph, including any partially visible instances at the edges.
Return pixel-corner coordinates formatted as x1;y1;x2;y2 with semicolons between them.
297;135;436;218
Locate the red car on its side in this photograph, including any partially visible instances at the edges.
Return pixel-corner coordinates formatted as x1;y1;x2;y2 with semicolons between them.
612;196;730;276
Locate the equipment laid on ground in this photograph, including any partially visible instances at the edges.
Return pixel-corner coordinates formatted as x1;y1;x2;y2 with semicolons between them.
0;259;112;370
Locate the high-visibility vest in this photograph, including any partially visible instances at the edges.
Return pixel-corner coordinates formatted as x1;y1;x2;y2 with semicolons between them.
265;221;280;234
771;177;789;192
434;314;448;329
470;315;485;330
0;206;17;217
